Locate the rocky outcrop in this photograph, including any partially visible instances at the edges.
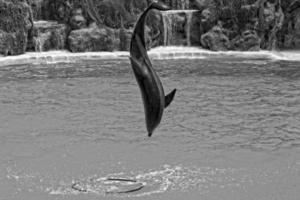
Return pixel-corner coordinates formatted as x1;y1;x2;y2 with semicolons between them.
69;7;87;30
231;30;261;51
193;0;285;50
259;1;284;49
68;23;119;52
42;0;74;24
41;0;149;29
201;24;230;51
27;0;44;20
278;0;300;49
0;0;33;56
161;0;191;9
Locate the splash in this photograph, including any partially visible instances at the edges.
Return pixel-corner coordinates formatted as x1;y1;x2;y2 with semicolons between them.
5;164;240;197
49;165;239;197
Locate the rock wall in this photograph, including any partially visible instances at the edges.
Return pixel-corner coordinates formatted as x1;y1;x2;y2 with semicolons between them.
0;0;300;56
0;0;33;56
161;0;191;9
278;0;300;49
68;23;119;52
27;0;44;20
197;0;284;51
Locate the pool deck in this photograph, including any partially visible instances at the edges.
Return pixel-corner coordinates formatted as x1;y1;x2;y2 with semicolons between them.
0;47;299;67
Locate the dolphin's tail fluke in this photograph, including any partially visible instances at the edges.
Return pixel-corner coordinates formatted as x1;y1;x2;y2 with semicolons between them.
165;89;177;108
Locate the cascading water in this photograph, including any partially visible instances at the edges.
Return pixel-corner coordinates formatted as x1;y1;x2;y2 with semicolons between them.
161;10;199;46
28;21;67;52
185;11;193;46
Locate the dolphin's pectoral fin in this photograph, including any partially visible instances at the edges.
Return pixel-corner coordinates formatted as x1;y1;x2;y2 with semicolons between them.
165;89;177;108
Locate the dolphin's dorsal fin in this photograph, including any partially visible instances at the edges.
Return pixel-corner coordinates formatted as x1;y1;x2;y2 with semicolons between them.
165;89;177;108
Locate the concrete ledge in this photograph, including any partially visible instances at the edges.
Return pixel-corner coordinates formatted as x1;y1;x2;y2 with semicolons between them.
0;47;299;67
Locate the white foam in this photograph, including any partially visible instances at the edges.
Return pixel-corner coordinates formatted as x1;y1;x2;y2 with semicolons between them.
271;50;300;61
152;47;300;61
0;47;299;67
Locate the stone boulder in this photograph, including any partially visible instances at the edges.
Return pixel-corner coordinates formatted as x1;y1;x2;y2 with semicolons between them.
27;21;68;52
199;8;218;34
0;0;33;56
69;7;87;30
201;25;230;51
231;30;261;51
68;23;120;52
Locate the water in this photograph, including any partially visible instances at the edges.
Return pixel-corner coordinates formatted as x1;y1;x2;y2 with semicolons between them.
162;10;198;46
0;54;300;200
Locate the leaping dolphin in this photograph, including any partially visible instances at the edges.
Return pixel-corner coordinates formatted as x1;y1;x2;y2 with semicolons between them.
130;2;177;137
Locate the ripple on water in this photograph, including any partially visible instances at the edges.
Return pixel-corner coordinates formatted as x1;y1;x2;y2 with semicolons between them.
4;162;300;199
1;58;300;199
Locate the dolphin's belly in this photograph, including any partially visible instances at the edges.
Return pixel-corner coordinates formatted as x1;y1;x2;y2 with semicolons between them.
140;79;164;134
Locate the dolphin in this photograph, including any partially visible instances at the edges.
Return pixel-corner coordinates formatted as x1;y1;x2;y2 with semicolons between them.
129;2;177;137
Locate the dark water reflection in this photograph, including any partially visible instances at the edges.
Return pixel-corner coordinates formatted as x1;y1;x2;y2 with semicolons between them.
0;57;300;199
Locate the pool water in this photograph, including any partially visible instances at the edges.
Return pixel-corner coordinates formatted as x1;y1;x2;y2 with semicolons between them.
0;56;300;200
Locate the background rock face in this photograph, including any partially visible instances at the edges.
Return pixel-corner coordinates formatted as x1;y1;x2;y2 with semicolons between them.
68;24;119;52
0;0;33;56
40;0;149;29
201;25;230;51
0;0;300;56
161;0;191;9
27;0;44;20
278;0;300;49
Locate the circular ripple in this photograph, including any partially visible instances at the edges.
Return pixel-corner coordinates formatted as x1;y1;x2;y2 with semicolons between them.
71;177;144;194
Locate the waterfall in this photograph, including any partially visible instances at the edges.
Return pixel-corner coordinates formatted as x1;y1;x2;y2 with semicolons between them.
185;11;193;46
34;37;43;52
161;10;198;46
29;21;67;52
162;12;169;46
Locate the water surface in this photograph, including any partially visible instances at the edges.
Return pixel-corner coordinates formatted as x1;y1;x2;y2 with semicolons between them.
0;56;300;200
